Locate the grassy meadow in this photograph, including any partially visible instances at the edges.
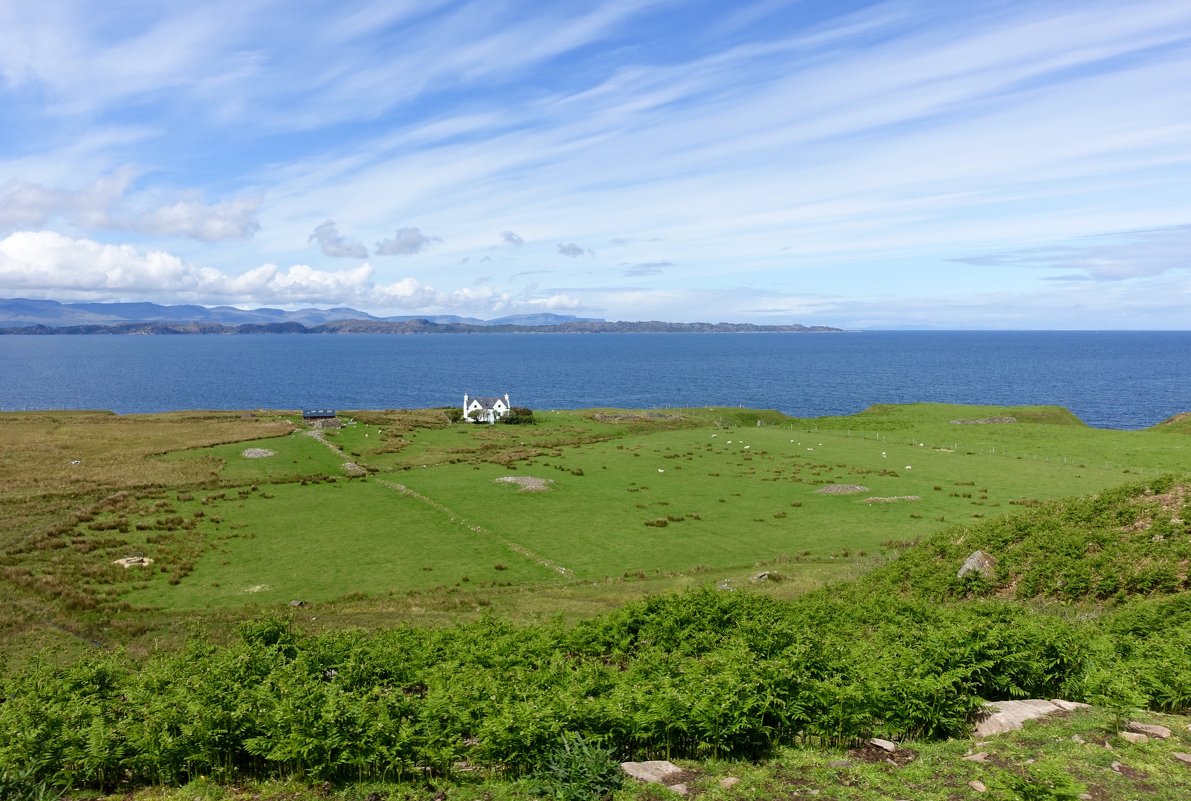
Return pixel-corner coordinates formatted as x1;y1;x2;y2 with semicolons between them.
1;402;1189;656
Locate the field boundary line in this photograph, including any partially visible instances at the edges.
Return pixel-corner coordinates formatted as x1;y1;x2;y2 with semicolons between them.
374;478;574;577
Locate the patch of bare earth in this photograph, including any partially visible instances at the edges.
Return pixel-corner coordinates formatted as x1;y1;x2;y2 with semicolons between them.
847;742;918;766
493;476;553;492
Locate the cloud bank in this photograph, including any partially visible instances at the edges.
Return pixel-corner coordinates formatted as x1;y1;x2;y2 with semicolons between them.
0;230;580;314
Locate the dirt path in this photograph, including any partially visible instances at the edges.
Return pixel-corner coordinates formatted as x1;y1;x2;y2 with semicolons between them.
375;478;574;577
303;430;366;476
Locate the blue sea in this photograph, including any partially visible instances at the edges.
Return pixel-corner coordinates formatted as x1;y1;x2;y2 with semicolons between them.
0;331;1188;429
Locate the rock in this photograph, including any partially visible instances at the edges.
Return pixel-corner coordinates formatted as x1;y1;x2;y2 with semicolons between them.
958;550;996;579
621;761;685;786
1050;699;1091;712
289;600;305;607
719;777;740;789
973;699;1062;736
968;779;987;792
1119;731;1149;744
1078;794;1093;801
1127;721;1171;739
1173;752;1191;766
1071;735;1086;744
869;737;897;752
962;752;989;762
669;783;688;796
828;760;850;768
1111;761;1124;772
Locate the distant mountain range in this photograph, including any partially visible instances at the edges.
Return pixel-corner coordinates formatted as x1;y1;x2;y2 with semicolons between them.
0;298;840;334
0;298;599;328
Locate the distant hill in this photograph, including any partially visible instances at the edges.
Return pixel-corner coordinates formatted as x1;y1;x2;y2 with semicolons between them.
0;298;838;333
0;299;605;328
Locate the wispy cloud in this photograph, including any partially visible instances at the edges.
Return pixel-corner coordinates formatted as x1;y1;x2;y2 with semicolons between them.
954;225;1191;281
499;229;525;246
621;260;673;277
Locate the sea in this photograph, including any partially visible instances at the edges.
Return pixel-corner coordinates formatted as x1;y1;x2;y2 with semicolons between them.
1;331;1188;430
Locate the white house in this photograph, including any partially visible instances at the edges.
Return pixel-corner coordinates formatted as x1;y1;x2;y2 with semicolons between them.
464;393;511;423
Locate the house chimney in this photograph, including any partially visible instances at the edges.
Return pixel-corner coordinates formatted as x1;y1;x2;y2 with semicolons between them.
504;393;510;406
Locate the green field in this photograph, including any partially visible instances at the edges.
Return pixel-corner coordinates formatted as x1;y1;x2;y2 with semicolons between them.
1;402;1188;656
127;404;1191;608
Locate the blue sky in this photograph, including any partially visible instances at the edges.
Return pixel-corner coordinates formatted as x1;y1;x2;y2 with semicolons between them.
1;0;1190;328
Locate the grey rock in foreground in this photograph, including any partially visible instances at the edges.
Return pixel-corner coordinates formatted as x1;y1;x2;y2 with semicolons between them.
621;760;687;794
1127;721;1172;739
957;550;997;579
973;699;1090;737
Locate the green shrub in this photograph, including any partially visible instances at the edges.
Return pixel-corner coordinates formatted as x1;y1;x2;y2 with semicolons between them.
532;733;623;801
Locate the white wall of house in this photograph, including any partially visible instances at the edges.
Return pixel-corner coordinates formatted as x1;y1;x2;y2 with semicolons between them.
464;393;511;423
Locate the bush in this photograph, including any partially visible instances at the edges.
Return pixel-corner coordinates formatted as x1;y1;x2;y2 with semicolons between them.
500;407;536;425
532;733;623;801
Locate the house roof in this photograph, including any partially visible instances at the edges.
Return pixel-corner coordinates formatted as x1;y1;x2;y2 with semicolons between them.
469;396;504;408
302;409;337;418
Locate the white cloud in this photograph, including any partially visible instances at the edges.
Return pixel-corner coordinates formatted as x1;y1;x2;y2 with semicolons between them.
308;219;368;258
375;227;441;256
0;230;524;313
0;169;261;241
524;293;581;311
132;196;262;242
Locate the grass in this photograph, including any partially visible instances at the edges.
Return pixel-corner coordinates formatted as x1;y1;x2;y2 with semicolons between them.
0;401;1188;659
125;479;559;610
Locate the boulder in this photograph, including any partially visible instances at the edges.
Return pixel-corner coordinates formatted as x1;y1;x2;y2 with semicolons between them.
621;760;685;786
973;699;1063;736
1119;732;1148;744
1173;752;1191;766
869;738;897;752
969;779;987;792
957;550;997;579
1126;721;1171;739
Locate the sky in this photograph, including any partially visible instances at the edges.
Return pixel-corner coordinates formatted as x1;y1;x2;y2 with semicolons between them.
1;0;1190;329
